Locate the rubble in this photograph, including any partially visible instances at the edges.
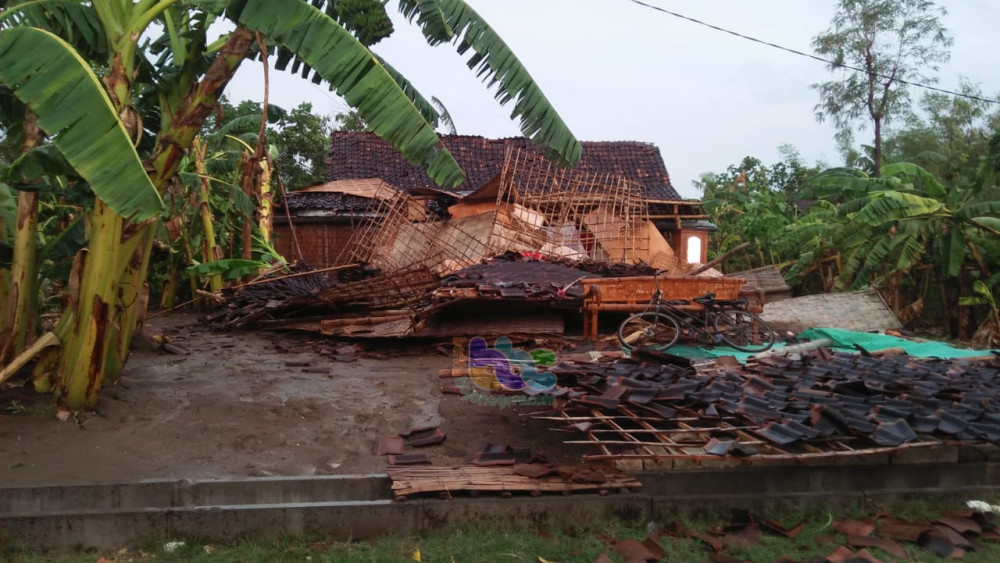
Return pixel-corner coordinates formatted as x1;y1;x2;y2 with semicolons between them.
524;347;1000;463
212;148;716;338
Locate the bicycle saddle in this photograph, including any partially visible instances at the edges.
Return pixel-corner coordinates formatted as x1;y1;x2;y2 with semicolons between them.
693;292;716;305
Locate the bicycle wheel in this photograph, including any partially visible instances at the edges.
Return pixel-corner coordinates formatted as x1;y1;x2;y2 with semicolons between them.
617;312;681;351
713;309;775;353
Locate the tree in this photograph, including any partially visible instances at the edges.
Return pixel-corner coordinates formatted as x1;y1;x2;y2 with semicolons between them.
883;81;1000;187
334;108;368;133
812;0;952;173
0;0;581;408
696;153;819;272
270;102;332;191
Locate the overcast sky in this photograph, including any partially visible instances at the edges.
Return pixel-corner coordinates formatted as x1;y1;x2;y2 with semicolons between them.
227;1;1000;199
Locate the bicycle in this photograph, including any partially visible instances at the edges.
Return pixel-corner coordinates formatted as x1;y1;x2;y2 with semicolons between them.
617;272;775;353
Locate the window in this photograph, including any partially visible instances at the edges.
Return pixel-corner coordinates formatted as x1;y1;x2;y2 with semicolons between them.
686;235;702;265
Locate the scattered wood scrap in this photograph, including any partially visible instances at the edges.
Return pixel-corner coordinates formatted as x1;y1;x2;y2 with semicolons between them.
387;464;641;500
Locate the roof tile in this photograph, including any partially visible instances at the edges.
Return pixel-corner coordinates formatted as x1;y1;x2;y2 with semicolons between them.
326;132;682;200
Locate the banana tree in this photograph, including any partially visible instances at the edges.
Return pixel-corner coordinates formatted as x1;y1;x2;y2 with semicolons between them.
787;162;1000;336
0;0;581;408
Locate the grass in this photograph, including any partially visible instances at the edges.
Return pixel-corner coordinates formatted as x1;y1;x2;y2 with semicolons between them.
6;498;1000;562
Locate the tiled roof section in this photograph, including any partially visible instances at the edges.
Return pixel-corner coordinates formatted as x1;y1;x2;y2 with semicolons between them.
283;191;374;213
726;266;792;293
327;132;682;201
761;288;902;334
298;178;397;199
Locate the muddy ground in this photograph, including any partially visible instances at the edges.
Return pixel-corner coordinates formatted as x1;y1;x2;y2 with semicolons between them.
0;313;586;487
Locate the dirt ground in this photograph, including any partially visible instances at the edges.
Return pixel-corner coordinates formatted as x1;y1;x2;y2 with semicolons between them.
0;313;588;487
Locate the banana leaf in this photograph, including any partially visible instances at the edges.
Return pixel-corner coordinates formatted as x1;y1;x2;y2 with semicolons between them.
0;27;163;221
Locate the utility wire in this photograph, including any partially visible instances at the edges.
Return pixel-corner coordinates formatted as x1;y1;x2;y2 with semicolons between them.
626;0;1000;105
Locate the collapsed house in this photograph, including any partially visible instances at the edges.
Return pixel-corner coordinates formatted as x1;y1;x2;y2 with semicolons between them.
229;132;911;346
242;134;734;338
212;134;1000;471
275;133;711;270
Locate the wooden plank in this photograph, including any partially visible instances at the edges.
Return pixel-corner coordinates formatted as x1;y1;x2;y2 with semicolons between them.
387;464;641;498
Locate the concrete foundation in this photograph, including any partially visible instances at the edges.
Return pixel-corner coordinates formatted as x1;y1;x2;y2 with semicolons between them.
3;462;999;552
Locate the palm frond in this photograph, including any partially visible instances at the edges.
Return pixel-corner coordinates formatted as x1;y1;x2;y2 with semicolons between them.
962;200;1000;219
431;96;457;134
372;53;442;128
883;161;946;199
2;143;76;183
890;232;925;273
850;192;945;227
939;229;965;278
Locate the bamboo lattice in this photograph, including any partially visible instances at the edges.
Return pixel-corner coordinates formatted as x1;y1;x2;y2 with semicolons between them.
335;184;488;274
486;148;651;264
335;148;654;275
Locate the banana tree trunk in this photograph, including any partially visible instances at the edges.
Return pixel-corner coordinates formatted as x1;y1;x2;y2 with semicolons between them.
0;111;44;365
54;200;123;407
0;191;40;364
106;223;155;383
46;28;255;409
258;158;273;245
193;138;223;292
239;151;256;261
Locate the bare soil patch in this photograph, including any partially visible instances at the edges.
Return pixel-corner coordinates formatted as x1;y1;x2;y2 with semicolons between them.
0;313;583;487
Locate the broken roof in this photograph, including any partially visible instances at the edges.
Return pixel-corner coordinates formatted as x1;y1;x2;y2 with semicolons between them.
283;178;400;213
326;132;683;201
762;288;902;334
297;178;398;199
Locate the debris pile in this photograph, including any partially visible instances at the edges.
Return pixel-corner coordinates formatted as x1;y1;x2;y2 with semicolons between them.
525;348;1000;463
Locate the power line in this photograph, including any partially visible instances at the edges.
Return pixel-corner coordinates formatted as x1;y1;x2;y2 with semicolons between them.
626;0;1000;105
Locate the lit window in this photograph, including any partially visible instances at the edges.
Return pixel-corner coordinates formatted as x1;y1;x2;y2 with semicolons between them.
686;235;702;264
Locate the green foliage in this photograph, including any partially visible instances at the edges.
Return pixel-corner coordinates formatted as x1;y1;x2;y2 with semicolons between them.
334;108;368;133
0;0;108;59
959;278;998;309
0;119;20;169
787;160;1000;336
2;144;76;185
696;154;820;272
228;0;467;188
884;81;1000;187
0;27;162;221
270;102;332;191
423;0;582;166
185;258;263;280
0;0;582;405
0;182;14;245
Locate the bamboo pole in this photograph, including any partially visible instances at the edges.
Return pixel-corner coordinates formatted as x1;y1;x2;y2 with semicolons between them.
229;262;360;290
0;332;60;386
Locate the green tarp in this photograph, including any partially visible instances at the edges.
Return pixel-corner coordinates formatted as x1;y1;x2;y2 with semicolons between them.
627;327;994;363
797;327;996;359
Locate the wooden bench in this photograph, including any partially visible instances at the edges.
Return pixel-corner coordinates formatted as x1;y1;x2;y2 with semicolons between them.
581;276;762;341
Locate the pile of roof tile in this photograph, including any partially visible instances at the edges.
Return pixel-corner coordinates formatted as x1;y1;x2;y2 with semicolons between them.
537;348;1000;460
211;253;651;336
